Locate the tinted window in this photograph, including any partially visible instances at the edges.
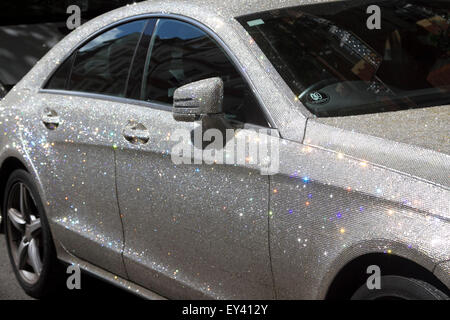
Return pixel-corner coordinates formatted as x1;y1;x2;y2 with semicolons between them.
238;1;450;117
140;19;268;127
68;20;146;96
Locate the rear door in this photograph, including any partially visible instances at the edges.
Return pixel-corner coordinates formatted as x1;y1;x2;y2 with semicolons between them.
38;19;148;277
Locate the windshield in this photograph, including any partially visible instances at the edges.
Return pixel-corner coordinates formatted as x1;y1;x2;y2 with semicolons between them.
238;0;450;117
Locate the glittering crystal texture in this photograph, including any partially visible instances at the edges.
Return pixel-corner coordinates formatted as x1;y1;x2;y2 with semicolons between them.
0;0;448;299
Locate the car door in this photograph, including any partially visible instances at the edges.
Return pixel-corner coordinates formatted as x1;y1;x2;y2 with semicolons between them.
114;18;276;299
37;19;148;277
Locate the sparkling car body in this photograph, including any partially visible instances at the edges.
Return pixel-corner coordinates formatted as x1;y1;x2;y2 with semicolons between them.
0;0;449;299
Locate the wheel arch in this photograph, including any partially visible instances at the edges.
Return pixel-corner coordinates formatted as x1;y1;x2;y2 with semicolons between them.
0;152;41;231
0;157;29;230
324;252;450;299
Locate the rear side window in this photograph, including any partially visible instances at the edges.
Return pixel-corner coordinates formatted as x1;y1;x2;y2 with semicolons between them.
46;54;74;90
45;20;147;97
69;20;146;96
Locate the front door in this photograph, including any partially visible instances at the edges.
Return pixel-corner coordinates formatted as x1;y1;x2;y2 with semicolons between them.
115;18;275;299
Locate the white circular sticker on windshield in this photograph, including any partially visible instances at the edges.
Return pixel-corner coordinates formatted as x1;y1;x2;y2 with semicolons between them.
307;91;330;105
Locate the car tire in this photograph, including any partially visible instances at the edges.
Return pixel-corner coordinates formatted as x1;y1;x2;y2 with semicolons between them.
3;169;62;298
351;275;449;300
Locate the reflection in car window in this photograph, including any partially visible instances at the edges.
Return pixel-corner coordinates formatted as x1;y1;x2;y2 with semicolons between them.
238;1;450;117
140;19;268;127
127;19;157;100
66;20;146;96
45;54;74;90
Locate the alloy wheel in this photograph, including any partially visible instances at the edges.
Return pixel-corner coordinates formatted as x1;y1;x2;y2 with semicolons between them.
6;182;43;285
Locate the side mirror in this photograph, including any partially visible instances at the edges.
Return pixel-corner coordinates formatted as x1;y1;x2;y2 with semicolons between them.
173;77;223;122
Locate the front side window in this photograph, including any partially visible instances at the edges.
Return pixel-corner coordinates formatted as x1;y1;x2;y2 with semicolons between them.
238;0;450;117
138;19;268;127
46;19;147;97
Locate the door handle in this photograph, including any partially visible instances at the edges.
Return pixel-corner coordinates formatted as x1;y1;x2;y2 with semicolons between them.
123;121;150;144
42;108;60;130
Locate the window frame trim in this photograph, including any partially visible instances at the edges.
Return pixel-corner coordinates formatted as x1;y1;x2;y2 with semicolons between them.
39;13;275;128
123;19;152;98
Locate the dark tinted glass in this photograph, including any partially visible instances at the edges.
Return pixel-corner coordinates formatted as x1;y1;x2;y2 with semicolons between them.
68;20;146;96
45;54;74;89
238;1;450;117
141;19;268;127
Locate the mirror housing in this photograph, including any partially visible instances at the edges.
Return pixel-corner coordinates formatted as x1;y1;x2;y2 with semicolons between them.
173;77;224;122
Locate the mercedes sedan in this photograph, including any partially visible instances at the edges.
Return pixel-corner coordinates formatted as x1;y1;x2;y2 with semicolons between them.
0;0;449;300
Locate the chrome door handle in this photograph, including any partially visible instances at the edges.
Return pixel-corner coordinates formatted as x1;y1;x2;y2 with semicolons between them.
42;108;60;130
123;121;150;144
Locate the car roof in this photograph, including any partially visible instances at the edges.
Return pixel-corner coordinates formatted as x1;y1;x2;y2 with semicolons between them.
141;0;338;18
